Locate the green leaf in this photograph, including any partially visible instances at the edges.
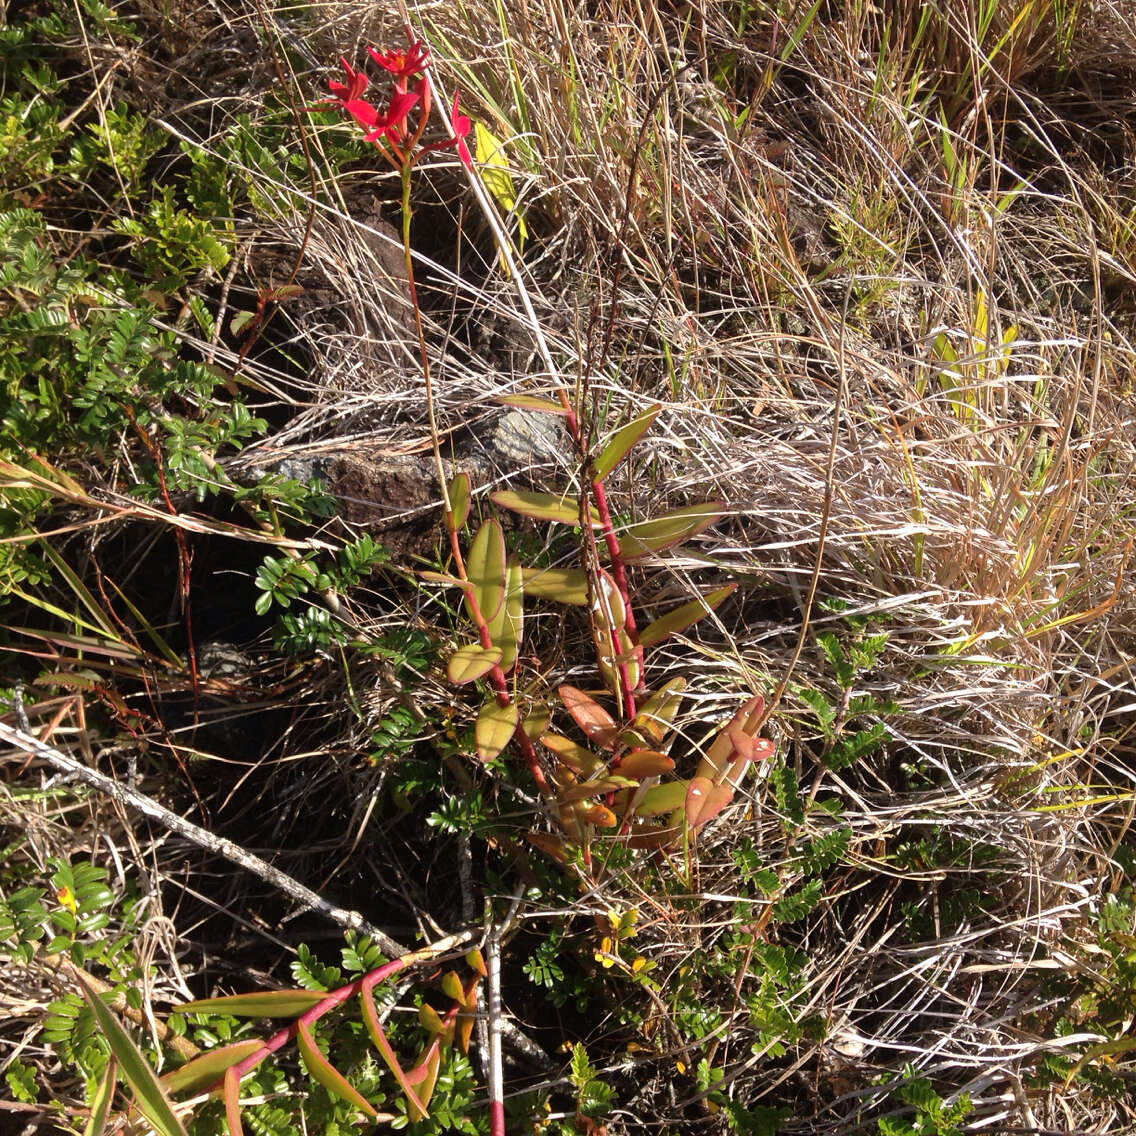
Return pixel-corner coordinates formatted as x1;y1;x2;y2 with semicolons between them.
296;1020;378;1117
634;780;689;816
617;502;724;560
520;566;590;604
497;394;568;415
446;643;502;685
540;733;604;777
486;556;523;671
75;972;188;1136
638;584;736;648
84;1056;116;1136
161;1041;262;1095
591;408;659;481
448;472;471;531
491;490;601;526
467;518;506;624
557;776;636;802
476;699;518;762
177;990;326;1017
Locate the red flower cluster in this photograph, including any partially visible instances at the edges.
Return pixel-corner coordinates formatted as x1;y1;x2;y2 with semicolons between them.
321;40;471;169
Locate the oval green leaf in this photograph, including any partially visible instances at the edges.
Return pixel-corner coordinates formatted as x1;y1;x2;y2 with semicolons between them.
467;518;506;624
75;971;188;1136
297;1021;378;1118
178;990;325;1017
541;732;603;776
638;584;737;649
617;502;724;560
635;780;690;817
491;490;602;527
592;408;659;481
476;699;519;762
446;643;502;685
520;566;590;605
448;472;471;531
162;1041;263;1095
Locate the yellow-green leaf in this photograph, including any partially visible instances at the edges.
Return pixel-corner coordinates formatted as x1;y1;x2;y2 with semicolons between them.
162;1041;262;1095
467;518;506;624
557;776;637;802
178;990;325;1017
540;732;604;777
521;566;590;604
629;678;686;743
476;699;519;762
635;780;690;816
486;556;523;671
76;972;188;1136
497;394;568;415
448;472;471;531
592;408;659;482
521;705;551;741
491;490;602;527
617;502;724;560
446;643;502;685
638;584;737;648
296;1021;378;1117
441;971;464;1002
475;121;529;242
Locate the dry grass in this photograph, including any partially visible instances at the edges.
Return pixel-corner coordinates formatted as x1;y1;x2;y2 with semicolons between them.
3;0;1136;1131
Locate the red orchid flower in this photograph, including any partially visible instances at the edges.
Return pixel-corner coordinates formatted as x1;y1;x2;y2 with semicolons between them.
327;56;369;103
364;87;420;146
419;92;472;169
367;41;430;80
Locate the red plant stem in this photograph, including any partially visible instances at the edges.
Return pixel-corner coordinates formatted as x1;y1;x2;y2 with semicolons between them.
222;956;413;1086
555;398;643;722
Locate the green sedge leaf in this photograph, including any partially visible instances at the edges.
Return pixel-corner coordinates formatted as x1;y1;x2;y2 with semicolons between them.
446;643;502;685
592;408;659;481
360;986;427;1119
520;566;590;604
635;780;690;816
162;1041;262;1094
496;394;569;415
486;556;523;671
296;1021;377;1117
617;749;674;778
467;519;506;624
540;733;604;777
448;472;471;531
491;490;602;527
617;502;724;560
75;972;188;1136
84;1056;116;1136
178;990;325;1017
638;584;737;648
685;776;734;828
559;684;619;751
476;699;519;762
